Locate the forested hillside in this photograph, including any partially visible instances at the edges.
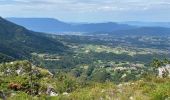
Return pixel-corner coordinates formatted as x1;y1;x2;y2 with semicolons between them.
0;17;67;62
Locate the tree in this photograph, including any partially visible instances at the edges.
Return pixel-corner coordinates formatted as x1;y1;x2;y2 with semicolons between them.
151;58;163;70
91;69;110;83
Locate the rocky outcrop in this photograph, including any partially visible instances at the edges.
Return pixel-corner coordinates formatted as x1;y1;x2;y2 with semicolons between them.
46;86;58;96
158;64;170;78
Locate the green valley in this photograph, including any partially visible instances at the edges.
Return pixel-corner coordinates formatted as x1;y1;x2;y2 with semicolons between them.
0;17;170;100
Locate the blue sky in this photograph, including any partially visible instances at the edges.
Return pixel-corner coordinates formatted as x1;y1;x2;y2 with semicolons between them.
0;0;170;22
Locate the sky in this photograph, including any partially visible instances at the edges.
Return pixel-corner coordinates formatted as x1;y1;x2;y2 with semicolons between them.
0;0;170;22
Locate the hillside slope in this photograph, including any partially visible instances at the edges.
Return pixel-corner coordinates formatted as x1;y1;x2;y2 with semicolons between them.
0;17;67;62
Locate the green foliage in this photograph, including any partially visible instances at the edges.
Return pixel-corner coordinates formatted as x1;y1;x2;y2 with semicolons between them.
0;60;170;99
7;92;33;100
0;53;15;63
0;17;66;61
54;72;81;93
91;69;110;82
86;65;94;76
151;58;164;68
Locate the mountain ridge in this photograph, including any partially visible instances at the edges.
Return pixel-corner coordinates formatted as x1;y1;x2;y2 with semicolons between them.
120;21;170;28
0;17;67;62
7;18;135;33
7;18;170;36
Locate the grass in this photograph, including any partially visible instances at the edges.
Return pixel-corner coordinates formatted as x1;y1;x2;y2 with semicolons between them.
31;78;170;100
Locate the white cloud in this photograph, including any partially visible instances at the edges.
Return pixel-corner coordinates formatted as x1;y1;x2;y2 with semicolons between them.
0;0;170;22
1;0;169;11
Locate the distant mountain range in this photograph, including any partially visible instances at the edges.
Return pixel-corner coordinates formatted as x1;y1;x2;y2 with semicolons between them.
7;18;135;33
120;21;170;28
7;18;170;36
0;17;66;62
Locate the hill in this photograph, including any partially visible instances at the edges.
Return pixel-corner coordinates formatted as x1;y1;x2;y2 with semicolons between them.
121;21;170;28
7;18;134;33
7;18;170;36
72;22;135;33
0;17;66;62
7;18;71;33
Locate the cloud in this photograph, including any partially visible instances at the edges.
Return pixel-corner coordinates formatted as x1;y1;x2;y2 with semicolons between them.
1;0;169;11
0;0;170;22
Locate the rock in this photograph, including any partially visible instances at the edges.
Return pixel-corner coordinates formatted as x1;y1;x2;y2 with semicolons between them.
165;64;170;76
50;91;58;96
63;92;69;95
121;74;127;78
10;62;14;64
158;67;165;78
158;64;170;78
6;68;11;73
16;68;23;75
46;85;58;96
46;86;53;94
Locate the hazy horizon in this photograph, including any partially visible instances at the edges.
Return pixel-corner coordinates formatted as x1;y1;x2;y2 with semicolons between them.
1;0;170;23
5;17;170;23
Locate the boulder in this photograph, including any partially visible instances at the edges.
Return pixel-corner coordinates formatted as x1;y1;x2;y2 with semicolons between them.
158;64;170;78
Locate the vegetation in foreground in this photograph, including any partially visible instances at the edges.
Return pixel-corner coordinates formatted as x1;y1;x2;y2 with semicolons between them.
0;60;169;100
